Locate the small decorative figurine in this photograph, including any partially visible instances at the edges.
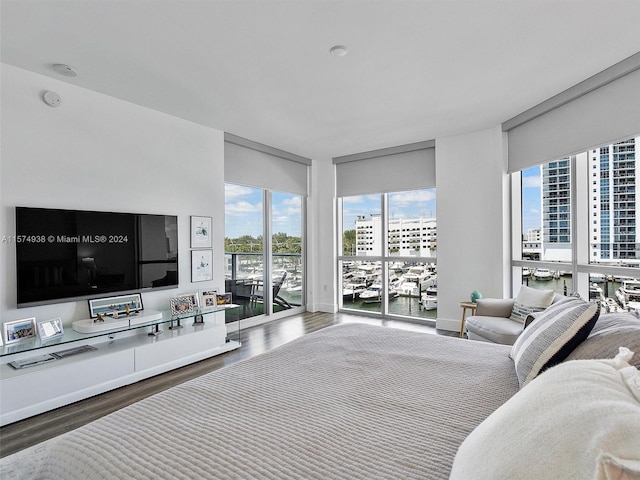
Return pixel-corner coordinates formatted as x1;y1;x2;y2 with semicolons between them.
94;313;105;323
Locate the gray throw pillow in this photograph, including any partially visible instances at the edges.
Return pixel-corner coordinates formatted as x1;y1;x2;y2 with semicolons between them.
565;312;640;369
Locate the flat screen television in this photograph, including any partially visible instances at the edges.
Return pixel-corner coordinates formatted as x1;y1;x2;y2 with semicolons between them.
15;207;178;307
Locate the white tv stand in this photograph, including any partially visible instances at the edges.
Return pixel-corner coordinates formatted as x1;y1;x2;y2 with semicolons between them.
0;306;240;426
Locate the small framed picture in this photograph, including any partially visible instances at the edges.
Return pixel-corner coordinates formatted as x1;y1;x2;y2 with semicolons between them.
169;295;195;316
88;293;143;319
3;318;36;344
191;249;213;282
37;318;64;341
182;292;200;309
191;216;212;248
216;292;232;306
200;290;218;310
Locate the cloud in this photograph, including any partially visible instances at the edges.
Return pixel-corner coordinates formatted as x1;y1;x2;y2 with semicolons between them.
522;175;541;188
225;200;262;216
390;189;436;205
225;184;255;200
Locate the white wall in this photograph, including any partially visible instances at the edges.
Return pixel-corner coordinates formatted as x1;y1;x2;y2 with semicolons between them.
308;158;337;312
435;127;510;331
0;64;225;325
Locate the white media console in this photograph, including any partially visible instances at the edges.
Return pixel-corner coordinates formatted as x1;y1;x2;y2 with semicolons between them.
0;306;240;426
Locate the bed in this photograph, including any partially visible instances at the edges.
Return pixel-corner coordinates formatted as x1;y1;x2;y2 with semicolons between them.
1;308;639;480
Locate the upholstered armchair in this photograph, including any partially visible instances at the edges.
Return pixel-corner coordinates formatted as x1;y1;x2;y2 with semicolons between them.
465;286;561;345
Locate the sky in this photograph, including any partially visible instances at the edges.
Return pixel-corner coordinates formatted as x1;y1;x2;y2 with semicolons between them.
225;184;302;239
521;166;542;234
225;182;535;238
342;189;437;232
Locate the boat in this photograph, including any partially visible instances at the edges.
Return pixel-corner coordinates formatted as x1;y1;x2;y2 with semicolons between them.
396;281;420;297
343;282;366;300
615;279;640;310
589;283;604;302
359;284;399;304
533;268;553;280
420;292;437;311
522;267;531;277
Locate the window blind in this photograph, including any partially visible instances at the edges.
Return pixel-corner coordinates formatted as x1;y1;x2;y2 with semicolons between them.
504;52;640;173
224;133;311;195
334;140;436;197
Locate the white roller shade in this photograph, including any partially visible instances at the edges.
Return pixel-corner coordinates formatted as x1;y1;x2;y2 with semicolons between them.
334;141;435;197
505;52;640;172
224;134;310;195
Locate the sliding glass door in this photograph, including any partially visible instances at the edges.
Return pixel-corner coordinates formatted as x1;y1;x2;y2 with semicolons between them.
225;184;305;320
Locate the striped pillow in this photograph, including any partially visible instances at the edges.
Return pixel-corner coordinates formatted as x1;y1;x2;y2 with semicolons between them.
511;296;600;387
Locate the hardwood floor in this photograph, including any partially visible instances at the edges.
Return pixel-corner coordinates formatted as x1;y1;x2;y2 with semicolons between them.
0;311;454;459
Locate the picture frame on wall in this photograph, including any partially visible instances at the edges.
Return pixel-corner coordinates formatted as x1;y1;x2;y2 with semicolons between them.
191;216;212;248
37;318;64;341
191;249;213;282
3;318;36;344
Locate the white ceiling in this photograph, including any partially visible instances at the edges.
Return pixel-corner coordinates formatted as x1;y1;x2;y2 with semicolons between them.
2;0;640;161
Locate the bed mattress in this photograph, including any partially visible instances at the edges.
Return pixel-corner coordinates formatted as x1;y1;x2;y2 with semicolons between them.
1;323;519;479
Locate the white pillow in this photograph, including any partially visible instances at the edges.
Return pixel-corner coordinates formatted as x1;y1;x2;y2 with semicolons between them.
450;348;640;480
509;285;555;324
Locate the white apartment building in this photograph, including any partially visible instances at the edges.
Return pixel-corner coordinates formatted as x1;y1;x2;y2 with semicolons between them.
355;214;437;257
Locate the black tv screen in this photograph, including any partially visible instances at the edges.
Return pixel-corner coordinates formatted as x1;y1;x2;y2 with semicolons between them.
15;207;178;307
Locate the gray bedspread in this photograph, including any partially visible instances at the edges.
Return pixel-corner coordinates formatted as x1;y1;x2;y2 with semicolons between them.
0;323;519;479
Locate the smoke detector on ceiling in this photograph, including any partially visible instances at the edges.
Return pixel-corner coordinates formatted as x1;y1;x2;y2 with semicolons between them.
52;64;78;77
42;91;61;107
330;45;348;57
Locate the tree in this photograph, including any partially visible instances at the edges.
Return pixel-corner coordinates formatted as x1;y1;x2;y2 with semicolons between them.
343;229;356;255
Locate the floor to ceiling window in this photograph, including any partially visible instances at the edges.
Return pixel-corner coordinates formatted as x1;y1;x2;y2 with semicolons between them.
339;187;437;322
224;134;309;322
512;135;640;312
335;141;436;323
505;54;639;310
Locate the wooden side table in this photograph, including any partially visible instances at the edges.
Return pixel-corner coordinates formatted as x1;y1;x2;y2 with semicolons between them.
459;301;477;338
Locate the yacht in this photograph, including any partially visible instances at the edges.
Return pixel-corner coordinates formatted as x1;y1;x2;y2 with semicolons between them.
615;279;640;310
343;282;366;300
420;292;437;311
533;268;553;280
359;284;399;304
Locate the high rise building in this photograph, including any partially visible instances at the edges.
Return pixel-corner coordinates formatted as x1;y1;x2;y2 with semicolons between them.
591;137;639;263
539;137;639;265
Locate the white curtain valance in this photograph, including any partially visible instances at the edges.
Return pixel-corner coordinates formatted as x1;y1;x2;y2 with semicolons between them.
224;133;310;195
334;140;435;197
504;52;640;173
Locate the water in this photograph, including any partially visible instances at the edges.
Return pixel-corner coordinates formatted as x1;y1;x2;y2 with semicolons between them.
343;275;628;320
343;294;437;320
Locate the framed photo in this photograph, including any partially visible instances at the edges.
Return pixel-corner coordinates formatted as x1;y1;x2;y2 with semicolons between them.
37;318;64;341
169;294;195;316
200;290;218;310
191;216;212;248
3;318;36;344
216;292;232;306
182;292;200;309
88;293;143;319
191;249;213;282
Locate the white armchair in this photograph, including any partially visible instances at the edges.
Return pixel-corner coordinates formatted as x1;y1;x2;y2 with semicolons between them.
465;287;561;345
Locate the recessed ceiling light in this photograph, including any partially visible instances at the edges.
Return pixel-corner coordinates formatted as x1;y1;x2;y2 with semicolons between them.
330;45;348;57
52;64;78;77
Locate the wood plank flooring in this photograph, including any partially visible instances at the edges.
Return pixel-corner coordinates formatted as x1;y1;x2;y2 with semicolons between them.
0;311;454;459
